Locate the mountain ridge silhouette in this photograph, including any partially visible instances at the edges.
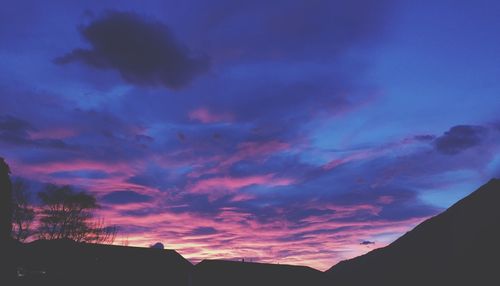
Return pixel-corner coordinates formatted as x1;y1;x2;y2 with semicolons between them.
325;178;500;285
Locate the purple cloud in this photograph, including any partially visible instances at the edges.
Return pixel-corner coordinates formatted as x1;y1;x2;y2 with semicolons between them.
189;226;218;236
102;190;153;205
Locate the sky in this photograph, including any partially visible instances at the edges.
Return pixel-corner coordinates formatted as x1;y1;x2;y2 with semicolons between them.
1;0;500;271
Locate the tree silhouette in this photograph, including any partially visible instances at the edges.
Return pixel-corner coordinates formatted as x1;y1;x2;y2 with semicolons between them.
0;157;15;281
37;184;116;243
11;179;35;242
0;157;13;243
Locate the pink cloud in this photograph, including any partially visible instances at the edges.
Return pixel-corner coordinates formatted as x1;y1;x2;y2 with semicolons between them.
105;203;429;271
188;174;294;194
187;140;292;179
323;149;382;170
16;160;132;178
188;107;233;123
26;163;431;273
4;130;440;272
322;137;423;171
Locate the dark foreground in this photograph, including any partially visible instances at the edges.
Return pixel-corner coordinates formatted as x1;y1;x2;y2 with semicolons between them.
4;179;500;286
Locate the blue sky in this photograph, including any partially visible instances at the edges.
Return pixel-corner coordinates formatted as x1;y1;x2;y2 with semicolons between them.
1;0;499;270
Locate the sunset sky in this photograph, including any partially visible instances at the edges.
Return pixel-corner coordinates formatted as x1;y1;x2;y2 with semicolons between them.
1;0;500;270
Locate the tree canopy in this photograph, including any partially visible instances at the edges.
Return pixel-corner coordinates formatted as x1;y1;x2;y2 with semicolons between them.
11;179;35;242
37;185;116;243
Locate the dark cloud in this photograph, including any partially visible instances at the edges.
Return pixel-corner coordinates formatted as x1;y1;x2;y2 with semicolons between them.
107;0;396;131
0;102;156;166
114;225;152;234
414;134;436;141
360;240;375;245
0;115;33;133
55;11;209;89
189;226;218;236
0;115;35;143
49;170;111;179
279;226;355;243
126;167;171;190
168;193;234;216
285;208;337;222
119;208;157;217
377;199;438;222
101;190;153;205
178;0;395;60
0;114;71;149
135;134;154;143
434;125;487;155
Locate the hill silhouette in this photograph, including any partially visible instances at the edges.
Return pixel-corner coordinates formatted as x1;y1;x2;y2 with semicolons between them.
325;178;500;286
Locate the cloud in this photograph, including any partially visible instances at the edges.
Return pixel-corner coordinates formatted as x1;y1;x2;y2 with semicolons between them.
434;125;487;155
101;190;153;205
0;114;71;149
49;169;111;179
103;0;395;132
3;0;500;272
188;174;294;194
188;107;233;124
0;115;33;133
55;11;209;89
0;115;34;143
189;226;218;236
180;0;395;60
360;240;375;245
414;134;436;141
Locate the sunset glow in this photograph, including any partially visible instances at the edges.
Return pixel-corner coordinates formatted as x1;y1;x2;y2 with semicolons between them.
1;0;500;271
